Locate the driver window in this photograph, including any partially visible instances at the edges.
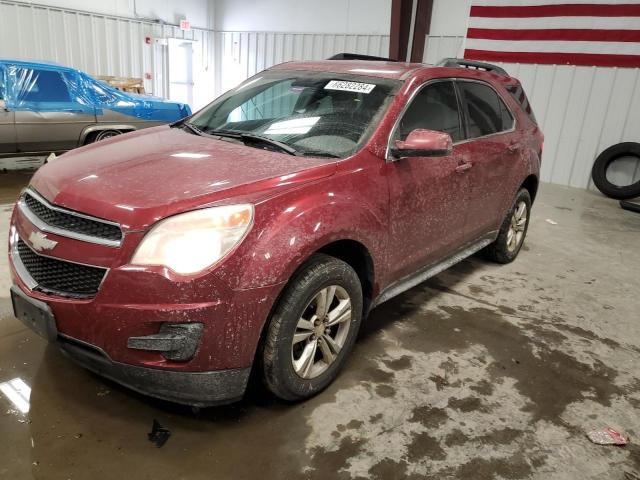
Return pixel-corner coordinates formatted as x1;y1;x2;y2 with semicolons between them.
396;81;463;142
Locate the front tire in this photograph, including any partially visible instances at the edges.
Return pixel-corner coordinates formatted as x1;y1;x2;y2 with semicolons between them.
262;254;363;401
484;188;531;264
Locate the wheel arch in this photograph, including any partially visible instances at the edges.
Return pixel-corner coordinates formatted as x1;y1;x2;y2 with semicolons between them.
79;124;137;145
520;174;539;203
316;239;375;316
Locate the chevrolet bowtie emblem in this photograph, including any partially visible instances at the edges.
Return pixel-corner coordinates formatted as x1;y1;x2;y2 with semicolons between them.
29;231;58;252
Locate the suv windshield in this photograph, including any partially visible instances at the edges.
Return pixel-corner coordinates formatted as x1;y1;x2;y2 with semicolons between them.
189;70;400;158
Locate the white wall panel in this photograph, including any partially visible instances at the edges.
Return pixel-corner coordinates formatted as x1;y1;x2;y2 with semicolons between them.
213;31;390;96
422;35;465;64
430;0;472;37
0;1;213;100
213;0;391;35
15;0;213;29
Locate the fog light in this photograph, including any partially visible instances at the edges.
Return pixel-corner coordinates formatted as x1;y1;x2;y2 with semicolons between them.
127;323;203;361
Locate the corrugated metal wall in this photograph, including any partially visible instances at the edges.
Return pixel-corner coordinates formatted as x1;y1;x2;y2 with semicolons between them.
0;2;389;104
423;35;640;190
0;0;213;99
212;31;390;96
423;35;465;65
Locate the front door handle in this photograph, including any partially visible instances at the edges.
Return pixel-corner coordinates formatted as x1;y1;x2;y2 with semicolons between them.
455;162;472;174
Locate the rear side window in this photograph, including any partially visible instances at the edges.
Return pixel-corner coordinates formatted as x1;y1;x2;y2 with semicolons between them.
506;83;537;124
458;82;512;139
396;81;463;142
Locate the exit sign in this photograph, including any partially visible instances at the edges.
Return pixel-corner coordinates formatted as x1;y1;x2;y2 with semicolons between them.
180;19;190;31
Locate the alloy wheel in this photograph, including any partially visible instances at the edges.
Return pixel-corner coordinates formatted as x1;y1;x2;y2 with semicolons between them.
95;130;121;141
507;200;527;252
291;285;352;379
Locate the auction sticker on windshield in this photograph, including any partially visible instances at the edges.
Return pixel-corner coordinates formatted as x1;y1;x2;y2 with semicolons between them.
324;80;376;94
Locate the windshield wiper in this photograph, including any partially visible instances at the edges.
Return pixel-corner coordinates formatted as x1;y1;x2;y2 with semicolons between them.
181;122;204;136
206;129;300;156
241;133;301;156
299;150;341;158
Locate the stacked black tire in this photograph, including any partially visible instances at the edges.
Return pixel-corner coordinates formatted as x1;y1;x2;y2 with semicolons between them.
591;142;640;200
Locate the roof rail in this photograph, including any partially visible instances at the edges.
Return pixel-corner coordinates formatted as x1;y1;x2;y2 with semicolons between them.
437;58;508;76
327;53;397;62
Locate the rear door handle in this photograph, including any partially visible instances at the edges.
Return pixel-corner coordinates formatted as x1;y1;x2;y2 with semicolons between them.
455;162;472;173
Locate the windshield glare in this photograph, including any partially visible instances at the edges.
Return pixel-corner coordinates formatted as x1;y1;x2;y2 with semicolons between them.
190;71;399;158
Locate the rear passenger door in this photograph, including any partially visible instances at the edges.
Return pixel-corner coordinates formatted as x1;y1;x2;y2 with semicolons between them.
455;80;518;240
12;66;96;153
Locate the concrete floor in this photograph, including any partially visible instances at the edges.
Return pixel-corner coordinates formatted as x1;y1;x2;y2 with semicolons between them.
1;172;639;480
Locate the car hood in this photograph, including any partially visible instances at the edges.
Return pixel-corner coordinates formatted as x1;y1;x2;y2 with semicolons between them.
31;126;337;229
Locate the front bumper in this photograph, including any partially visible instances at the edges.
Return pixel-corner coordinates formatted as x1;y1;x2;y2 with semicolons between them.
59;335;250;407
11;284;253;406
8;226;282;372
7;198;284;405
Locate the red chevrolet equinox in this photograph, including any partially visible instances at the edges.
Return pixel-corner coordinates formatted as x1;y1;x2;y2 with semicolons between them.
8;57;542;406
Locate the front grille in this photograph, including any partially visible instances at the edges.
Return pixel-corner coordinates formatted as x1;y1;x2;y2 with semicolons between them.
17;239;107;297
24;191;122;243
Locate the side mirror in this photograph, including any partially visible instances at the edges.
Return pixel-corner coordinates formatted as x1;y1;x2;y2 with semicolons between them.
391;129;453;158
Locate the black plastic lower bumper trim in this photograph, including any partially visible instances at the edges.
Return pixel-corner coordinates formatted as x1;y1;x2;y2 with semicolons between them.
58;335;250;407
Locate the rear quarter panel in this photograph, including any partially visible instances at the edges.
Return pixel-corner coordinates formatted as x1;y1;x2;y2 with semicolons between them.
494;80;542;211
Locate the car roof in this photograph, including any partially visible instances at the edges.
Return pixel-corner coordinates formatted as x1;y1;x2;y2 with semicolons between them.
267;59;519;86
0;58;76;72
268;60;426;80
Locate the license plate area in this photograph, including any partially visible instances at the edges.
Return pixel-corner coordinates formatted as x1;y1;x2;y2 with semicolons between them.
10;286;57;341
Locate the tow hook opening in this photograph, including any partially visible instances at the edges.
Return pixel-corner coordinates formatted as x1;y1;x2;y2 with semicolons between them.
127;323;204;361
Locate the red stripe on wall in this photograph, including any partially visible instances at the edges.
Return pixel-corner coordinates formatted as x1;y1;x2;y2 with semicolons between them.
464;49;640;67
467;28;640;42
470;4;640;18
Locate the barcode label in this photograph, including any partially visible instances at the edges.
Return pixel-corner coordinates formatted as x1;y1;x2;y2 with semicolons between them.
324;80;376;94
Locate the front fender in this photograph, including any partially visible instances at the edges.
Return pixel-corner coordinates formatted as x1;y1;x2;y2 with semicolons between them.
234;183;388;292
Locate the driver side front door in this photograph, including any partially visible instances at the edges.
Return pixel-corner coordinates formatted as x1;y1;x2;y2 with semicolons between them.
383;79;472;284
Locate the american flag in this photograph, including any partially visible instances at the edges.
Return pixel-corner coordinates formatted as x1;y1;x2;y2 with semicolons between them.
463;0;640;67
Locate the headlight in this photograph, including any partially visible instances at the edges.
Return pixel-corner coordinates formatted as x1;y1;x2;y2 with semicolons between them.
131;204;253;275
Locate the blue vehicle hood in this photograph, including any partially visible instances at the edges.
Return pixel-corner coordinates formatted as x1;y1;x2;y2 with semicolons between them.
92;79;192;120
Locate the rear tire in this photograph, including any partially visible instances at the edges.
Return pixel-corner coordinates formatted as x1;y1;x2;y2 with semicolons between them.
262;254;362;401
484;188;531;264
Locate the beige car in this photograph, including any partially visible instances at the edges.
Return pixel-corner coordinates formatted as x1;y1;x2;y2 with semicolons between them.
0;59;191;168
